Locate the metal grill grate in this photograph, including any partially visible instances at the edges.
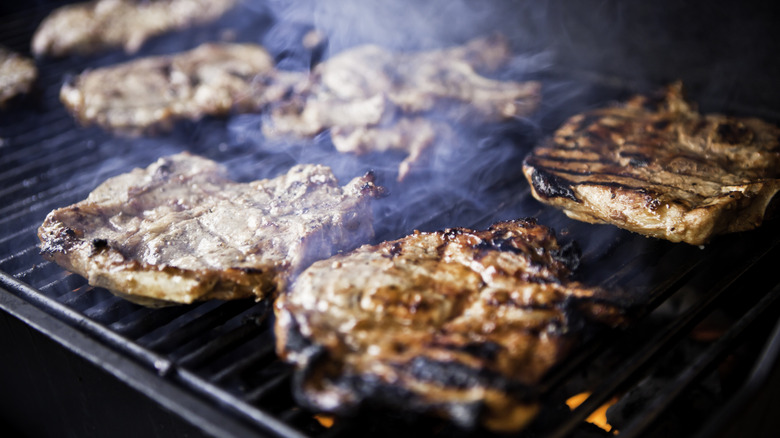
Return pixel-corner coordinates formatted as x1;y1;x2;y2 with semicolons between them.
3;3;780;438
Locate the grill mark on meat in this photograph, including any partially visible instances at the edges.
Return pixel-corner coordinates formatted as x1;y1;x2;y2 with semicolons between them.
528;167;579;202
38;152;382;306
530;153;764;204
472;237;579;286
528;144;765;199
532;167;692;194
535;161;723;191
618;151;651;167
527;165;696;209
529;164;703;195
523;82;780;244
275;220;626;431
529;154;616;166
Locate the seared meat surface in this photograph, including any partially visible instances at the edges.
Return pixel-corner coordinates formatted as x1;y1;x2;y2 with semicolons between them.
263;35;541;179
38;152;382;306
523;82;780;245
32;0;238;57
60;43;304;135
0;46;37;107
275;220;624;431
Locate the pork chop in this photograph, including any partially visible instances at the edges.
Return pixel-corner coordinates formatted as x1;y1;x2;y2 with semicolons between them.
263;35;541;180
275;219;624;431
0;46;37;108
60;43;304;135
38;152;382;306
522;82;780;245
32;0;238;57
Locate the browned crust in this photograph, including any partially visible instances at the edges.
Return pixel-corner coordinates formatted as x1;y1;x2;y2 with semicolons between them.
275;219;625;431
40;228;274;306
522;82;780;245
38;153;382;306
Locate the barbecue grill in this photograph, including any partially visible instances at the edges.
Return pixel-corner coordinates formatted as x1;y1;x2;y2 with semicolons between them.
3;1;780;437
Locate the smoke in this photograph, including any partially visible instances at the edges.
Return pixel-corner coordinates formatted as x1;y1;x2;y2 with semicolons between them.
227;0;586;241
24;0;776;287
38;2;686;253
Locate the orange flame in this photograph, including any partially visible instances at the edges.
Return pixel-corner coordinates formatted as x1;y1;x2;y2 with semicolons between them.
565;392;618;433
314;414;335;428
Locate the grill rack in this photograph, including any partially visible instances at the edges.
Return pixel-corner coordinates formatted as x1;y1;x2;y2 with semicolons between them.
3;4;780;438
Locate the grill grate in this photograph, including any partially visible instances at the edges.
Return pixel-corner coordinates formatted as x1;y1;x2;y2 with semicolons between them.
3;3;780;438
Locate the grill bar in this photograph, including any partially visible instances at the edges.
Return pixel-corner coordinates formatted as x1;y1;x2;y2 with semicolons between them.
0;281;273;438
549;232;780;438
1;268;310;438
1;97;772;436
109;306;189;338
696;316;780;438
177;317;267;368
175;367;307;438
140;300;262;352
210;342;277;384
244;369;293;404
0;272;172;372
620;281;780;437
538;245;706;397
3;3;780;436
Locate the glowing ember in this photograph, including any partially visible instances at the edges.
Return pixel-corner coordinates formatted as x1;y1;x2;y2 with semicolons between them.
314;414;335;428
565;392;618;433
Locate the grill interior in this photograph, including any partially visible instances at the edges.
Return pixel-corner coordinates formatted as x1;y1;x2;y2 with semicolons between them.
3;2;780;438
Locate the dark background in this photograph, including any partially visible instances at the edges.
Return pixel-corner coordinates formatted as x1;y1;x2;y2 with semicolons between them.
3;0;779;112
268;0;780;113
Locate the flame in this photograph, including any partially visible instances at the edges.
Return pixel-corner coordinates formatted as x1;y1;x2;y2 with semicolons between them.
314;414;335;428
565;392;618;433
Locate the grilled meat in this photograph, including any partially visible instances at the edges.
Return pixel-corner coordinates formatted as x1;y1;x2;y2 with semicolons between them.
0;46;37;108
32;0;239;57
275;219;625;431
60;43;304;135
331;117;447;179
523;82;780;245
38;152;382;306
263;35;541;180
